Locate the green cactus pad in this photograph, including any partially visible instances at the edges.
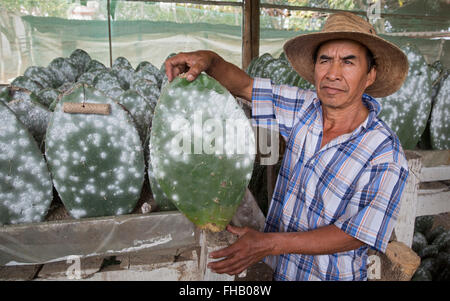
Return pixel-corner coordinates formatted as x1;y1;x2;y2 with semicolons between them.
77;69;105;86
378;41;432;150
113;66;134;91
112;57;135;90
130;78;160;107
253;53;273;78
48;57;78;86
45;84;145;219
117;90;154;145
37;88;60;108
150;73;255;232
148;138;177;212
69;49;92;77
0;101;53;225
24;66;56;89
112;56;133;70
132;69;160;87
11;76;43;95
57;82;76;94
86;59;106;72
93;70;124;99
430;75;449;149
7;88;51;147
135;62;163;88
0;86;9;104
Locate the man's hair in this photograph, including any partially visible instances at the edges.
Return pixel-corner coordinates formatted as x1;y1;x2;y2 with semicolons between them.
312;41;376;73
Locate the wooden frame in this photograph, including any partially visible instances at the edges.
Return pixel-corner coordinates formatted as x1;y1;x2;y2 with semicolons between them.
395;150;450;247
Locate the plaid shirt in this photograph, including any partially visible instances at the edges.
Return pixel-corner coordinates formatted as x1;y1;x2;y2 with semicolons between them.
251;78;409;281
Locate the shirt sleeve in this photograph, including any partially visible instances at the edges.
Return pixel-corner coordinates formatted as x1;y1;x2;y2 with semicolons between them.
333;162;409;253
251;77;314;140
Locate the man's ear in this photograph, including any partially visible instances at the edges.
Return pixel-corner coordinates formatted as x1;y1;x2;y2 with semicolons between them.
365;66;376;89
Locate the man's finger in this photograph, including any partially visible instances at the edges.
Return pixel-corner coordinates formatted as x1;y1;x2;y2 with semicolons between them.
210;256;250;275
165;54;189;81
209;243;238;259
226;225;248;237
185;62;206;82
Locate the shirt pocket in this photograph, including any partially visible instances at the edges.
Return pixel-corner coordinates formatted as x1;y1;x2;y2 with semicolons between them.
312;171;357;224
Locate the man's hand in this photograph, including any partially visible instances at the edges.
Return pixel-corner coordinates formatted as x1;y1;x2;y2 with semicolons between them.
206;224;366;276
207;225;274;276
165;51;218;82
164;50;253;101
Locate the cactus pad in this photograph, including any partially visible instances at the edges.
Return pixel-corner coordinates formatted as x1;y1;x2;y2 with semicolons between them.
45;84;145;219
430;74;449;150
150;73;255;232
0;101;53;225
378;42;432;150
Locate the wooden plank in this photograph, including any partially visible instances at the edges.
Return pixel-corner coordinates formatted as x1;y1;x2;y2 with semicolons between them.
416;189;450;217
259;2;448;21
412;150;450;168
394;150;422;248
420;166;450;182
410;150;450;182
132;0;243;7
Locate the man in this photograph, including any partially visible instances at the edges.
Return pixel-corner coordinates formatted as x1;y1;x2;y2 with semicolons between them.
165;12;409;281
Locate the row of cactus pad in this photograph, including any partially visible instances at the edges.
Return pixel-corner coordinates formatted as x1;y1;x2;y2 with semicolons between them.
0;49;175;225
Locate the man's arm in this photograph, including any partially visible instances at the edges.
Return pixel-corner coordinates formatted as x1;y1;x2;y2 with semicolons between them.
208;224;365;276
165;51;253;102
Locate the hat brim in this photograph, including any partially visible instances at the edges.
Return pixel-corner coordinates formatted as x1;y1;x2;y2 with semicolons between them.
283;31;409;98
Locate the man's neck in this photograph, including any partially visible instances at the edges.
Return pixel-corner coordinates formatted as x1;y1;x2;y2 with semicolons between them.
320;100;369;148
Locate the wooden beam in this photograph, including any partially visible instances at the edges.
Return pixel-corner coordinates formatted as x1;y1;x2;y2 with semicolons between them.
417;182;450;217
242;0;260;70
394;151;422;248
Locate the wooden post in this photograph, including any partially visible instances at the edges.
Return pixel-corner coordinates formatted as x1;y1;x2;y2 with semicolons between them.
394;150;422;248
242;0;260;70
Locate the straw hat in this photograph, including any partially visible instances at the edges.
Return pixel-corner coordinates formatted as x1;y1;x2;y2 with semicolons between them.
283;12;408;98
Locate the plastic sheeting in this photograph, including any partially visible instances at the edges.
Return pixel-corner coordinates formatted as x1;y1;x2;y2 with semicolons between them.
0;188;265;266
0;212;197;266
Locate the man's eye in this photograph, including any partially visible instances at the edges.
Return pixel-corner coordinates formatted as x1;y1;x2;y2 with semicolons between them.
344;60;353;65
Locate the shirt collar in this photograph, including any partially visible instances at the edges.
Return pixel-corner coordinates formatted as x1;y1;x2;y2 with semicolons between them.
312;92;380;135
361;93;380;129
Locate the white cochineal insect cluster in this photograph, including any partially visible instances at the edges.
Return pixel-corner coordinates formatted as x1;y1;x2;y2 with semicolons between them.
0;102;53;225
45;84;145;219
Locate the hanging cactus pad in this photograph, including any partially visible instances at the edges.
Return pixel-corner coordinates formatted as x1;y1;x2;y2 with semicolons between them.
45;84;145;219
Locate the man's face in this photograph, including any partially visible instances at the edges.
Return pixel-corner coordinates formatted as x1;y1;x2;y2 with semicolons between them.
314;39;376;111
